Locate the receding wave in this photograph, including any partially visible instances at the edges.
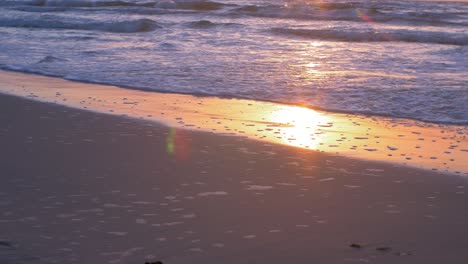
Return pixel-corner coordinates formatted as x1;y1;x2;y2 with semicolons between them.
0;18;161;33
271;27;468;46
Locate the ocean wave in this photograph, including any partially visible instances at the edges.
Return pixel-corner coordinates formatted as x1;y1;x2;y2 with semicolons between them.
29;0;230;10
6;1;466;27
31;0;142;8
231;3;467;27
186;20;240;28
168;1;230;11
317;2;363;10
0;17;161;33
232;4;386;23
271;27;468;46
0;0;32;6
10;6;69;12
36;55;67;64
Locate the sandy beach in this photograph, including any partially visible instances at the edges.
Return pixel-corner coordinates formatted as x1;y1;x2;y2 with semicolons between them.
1;0;467;262
1;90;468;263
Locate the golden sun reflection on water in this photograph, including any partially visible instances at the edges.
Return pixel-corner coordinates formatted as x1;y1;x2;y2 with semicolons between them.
304;62;321;76
269;106;330;149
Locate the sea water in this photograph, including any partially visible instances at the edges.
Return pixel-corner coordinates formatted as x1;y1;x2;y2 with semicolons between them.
0;0;467;124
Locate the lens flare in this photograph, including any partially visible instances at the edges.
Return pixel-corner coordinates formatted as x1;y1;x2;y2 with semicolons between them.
166;128;191;160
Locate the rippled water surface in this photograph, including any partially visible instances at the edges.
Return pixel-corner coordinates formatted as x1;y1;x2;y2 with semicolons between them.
0;0;467;124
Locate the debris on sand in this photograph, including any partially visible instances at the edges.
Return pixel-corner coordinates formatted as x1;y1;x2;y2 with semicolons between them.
376;247;391;252
0;241;13;248
350;243;363;249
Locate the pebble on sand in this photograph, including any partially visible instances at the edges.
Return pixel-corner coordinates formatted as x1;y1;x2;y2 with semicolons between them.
350;243;362;249
376;247;391;252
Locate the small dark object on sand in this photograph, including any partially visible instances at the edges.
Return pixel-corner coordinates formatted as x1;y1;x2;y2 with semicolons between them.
376;247;391;252
0;241;13;248
350;243;362;249
145;261;163;264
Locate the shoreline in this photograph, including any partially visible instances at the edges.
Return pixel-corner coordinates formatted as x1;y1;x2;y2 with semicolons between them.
0;68;468;128
0;70;467;174
3;67;467;127
1;92;468;263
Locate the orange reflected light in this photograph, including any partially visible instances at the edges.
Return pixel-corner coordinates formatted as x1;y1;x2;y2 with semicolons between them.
269;106;330;149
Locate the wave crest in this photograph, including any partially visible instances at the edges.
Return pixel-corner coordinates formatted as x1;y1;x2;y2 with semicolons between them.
0;17;161;33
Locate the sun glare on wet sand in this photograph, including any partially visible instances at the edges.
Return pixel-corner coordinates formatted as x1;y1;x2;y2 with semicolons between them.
270;106;330;149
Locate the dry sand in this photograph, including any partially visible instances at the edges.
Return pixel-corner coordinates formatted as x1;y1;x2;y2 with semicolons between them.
1;93;468;264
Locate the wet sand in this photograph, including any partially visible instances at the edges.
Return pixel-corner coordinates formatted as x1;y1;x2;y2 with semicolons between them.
1;70;467;174
1;93;468;264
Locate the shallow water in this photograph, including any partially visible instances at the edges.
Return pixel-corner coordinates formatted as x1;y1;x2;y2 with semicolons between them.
0;0;467;124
